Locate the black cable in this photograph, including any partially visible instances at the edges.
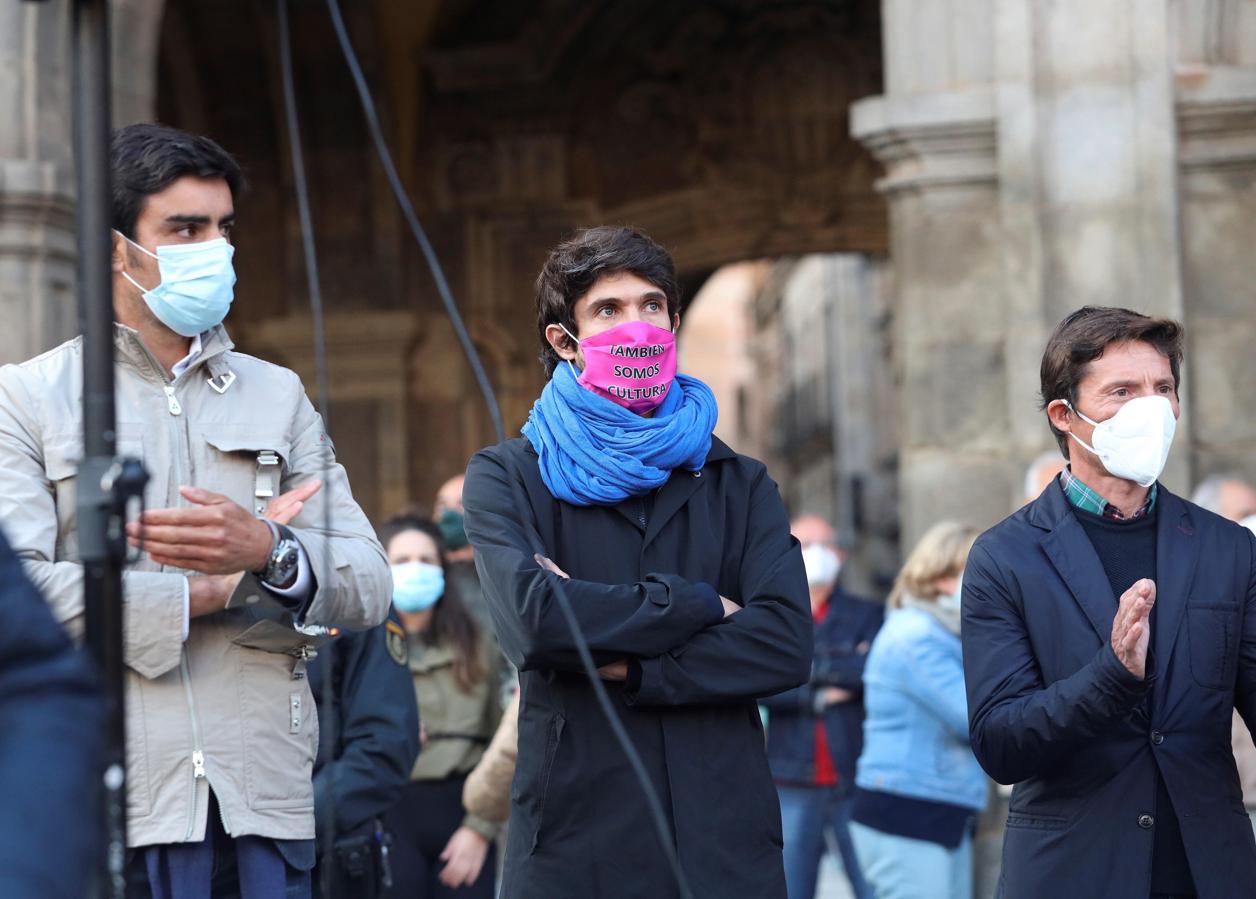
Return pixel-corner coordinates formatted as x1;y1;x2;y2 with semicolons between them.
324;4;695;897
276;3;339;895
323;0;504;443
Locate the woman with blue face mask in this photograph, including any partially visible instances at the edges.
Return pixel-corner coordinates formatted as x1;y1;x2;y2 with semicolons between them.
848;521;986;899
379;516;502;899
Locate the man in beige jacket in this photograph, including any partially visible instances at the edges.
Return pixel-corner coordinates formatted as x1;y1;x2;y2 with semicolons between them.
0;123;389;895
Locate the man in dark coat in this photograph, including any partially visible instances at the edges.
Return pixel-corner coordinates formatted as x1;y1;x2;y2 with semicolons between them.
308;607;420;897
463;227;812;899
962;306;1256;898
0;526;103;899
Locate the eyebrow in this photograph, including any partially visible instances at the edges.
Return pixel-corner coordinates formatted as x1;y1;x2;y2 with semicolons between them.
163;213;236;226
588;290;667;305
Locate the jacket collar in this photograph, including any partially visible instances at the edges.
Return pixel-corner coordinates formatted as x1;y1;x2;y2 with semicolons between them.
1029;477;1198;682
113;323;235;385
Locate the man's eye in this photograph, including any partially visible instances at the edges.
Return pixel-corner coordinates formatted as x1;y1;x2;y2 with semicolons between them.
646;301;662;312
597;306;615;317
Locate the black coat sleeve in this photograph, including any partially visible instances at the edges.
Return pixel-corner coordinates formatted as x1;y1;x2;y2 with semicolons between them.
312;611;419;842
961;541;1150;785
625;465;813;706
0;528;102;899
463;447;721;672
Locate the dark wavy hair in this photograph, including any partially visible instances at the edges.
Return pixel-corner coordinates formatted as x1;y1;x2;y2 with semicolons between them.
534;226;680;378
378;514;486;694
1039;306;1184;459
110;123;245;239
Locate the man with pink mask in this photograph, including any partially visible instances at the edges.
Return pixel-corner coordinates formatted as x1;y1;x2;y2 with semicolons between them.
462;226;812;899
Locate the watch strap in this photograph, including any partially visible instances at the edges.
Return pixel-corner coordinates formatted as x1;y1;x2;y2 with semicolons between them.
253;519;281;576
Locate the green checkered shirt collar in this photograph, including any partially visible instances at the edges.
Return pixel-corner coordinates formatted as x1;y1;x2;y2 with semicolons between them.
1059;467;1158;521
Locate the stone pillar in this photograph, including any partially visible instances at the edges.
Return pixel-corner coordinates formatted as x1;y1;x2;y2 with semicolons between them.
0;1;77;366
851;86;1005;546
855;0;1192;544
0;0;165;368
1175;4;1256;485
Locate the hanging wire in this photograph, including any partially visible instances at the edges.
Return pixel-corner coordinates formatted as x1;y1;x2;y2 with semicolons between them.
322;3;696;896
275;2;340;893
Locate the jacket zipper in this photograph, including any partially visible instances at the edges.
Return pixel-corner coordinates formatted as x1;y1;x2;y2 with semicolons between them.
144;341;223;838
180;651;206;840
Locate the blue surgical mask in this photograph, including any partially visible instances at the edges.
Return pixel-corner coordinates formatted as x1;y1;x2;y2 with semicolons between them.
117;232;237;337
391;561;445;612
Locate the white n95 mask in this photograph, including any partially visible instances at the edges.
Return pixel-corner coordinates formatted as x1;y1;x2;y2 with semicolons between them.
1064;395;1176;488
800;543;841;588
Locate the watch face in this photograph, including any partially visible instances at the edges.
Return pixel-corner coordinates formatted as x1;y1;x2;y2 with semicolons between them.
268;540;300;584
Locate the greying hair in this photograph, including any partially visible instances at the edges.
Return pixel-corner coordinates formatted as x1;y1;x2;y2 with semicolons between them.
1191;474;1243;515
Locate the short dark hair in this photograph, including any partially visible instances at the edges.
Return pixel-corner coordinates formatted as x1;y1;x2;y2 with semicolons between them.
110;123;245;239
534;226;680;378
1039;306;1185;459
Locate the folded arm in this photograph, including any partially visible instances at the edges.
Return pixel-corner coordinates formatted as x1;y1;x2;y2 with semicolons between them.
463;448;721;672
624;466;813;707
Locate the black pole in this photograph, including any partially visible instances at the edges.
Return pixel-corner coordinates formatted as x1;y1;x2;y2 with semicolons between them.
72;1;129;896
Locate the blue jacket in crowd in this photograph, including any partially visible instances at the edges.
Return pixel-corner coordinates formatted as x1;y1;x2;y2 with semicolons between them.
309;607;420;847
962;483;1256;899
0;527;103;899
855;606;986;811
762;585;883;789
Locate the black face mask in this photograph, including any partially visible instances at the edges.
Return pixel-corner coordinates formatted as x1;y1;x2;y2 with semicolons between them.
438;509;469;551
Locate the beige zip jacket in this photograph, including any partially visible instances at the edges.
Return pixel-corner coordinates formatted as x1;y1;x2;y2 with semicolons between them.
0;324;390;847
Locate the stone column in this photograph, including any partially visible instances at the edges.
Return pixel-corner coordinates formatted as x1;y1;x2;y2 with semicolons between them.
1175;2;1256;485
0;0;165;367
0;1;77;366
851;84;1006;547
855;0;1191;542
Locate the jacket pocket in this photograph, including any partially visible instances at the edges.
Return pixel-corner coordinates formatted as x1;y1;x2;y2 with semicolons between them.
43;432;145;559
236;647;317;810
199;429;291;515
1187;603;1241;690
529;713;566;855
1005;811;1068;830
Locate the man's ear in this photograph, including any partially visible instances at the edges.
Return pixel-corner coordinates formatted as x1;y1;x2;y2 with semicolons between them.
544;323;578;362
1045;399;1073;435
672;312;681;333
111;231;127;274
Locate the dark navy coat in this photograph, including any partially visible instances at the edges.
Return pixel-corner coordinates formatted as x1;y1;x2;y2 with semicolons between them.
309;607;419;847
464;436;812;899
962;481;1256;898
762;585;883;790
0;527;102;899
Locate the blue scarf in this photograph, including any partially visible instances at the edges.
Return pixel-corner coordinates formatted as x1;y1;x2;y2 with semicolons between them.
521;364;719;507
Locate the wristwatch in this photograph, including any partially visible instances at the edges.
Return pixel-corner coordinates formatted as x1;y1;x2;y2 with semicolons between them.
254;520;301;588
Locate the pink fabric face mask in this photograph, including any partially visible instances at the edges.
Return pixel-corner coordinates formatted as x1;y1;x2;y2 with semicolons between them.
560;320;677;414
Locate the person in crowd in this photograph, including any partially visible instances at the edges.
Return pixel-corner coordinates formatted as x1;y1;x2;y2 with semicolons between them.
0;527;103;899
463;226;812;899
434;475;488;630
1192;474;1256;838
308;605;420;897
763;514;880;899
380;515;502;899
435;473;515;700
849;521;985;898
962;306;1256;898
0;123;390;897
1023;450;1065;505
